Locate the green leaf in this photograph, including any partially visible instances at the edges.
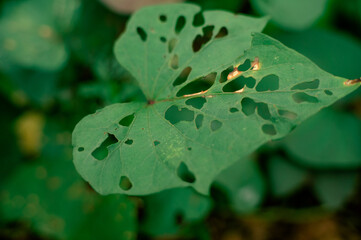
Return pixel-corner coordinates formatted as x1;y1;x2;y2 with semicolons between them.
0;0;73;71
313;172;359;209
72;4;360;196
282;109;361;169
251;0;328;30
141;187;211;236
215;158;265;213
267;156;307;197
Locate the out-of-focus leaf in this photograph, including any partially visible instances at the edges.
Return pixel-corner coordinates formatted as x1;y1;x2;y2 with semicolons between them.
282;109;361;169
215;158;265;213
73;4;360;196
100;0;184;14
273;29;361;80
68;0;126;81
0;122;137;240
267;156;307;197
141;187;211;236
0;0;74;71
0;0;82;105
71;195;137;240
313;172;359;209
251;0;328;30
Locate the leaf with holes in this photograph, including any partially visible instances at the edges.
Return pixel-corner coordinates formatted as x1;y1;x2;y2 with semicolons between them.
72;3;360;196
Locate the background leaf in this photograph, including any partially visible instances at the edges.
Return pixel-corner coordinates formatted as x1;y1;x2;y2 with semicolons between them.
0;0;72;71
141;187;211;236
251;0;329;31
313;171;359;209
215;157;265;213
282;109;361;169
0;120;137;240
267;156;307;197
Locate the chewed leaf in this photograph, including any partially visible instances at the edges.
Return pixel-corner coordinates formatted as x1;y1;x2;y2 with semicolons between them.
114;3;267;100
72;4;360;196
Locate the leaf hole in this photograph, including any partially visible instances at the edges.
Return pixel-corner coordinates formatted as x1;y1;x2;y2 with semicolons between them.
192;25;214;52
215;26;228;38
168;38;177;53
222;76;256;92
324;90;333;96
292;92;319;103
229;107;239;113
154;140;160;146
165;105;194;124
176;72;217;97
173;66;192;86
195;114;204;129
291;79;320;90
175;16;186;34
256;102;271;120
185;97;206;109
170;54;179;70
92;133;118;161
159;15;167;22
177;162;196;183
78;147;84;152
124;139;133;145
220;66;234;83
119;113;135;127
262;124;277;136
210;120;222;131
237;59;251;71
192;11;205;27
136;27;147;42
119;176;132;191
160;36;166;43
241;97;256;116
256;74;279;92
278;109;297;120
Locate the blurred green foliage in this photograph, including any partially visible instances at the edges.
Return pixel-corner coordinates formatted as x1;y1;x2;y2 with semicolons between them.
1;0;361;239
